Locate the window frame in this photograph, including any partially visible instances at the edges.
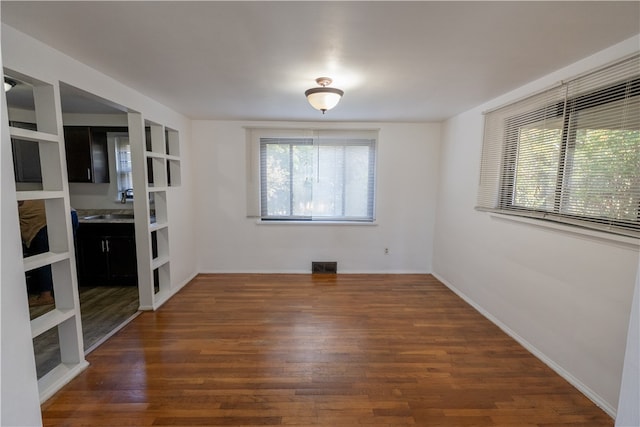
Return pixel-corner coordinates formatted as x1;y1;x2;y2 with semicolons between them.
500;78;640;230
478;55;640;239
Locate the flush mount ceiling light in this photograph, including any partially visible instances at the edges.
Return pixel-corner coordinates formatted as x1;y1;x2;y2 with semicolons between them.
4;78;16;92
305;77;344;114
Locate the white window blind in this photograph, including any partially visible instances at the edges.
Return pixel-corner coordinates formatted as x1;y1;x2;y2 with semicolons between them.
478;54;640;238
246;129;378;222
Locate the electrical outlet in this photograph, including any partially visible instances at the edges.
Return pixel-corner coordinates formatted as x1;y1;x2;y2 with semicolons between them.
384;248;389;254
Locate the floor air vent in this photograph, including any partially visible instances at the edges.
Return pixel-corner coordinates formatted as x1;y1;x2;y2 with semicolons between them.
312;261;337;274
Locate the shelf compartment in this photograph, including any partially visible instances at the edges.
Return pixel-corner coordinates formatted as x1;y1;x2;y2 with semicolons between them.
153;262;171;296
148;157;167;187
145;120;166;154
165;127;180;157
149;191;168;224
151;226;169;264
167;159;181;187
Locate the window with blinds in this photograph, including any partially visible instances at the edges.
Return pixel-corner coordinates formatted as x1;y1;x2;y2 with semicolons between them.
478;54;640;238
115;135;133;200
257;133;376;222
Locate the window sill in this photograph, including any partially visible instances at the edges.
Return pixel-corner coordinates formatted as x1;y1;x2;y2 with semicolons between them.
487;212;639;248
255;219;377;226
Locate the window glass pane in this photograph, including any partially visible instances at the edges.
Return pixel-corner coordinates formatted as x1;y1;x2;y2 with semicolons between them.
344;145;372;217
116;136;132;195
291;144;313;216
562;99;640;221
314;145;345;217
513;118;563;211
264;143;292;216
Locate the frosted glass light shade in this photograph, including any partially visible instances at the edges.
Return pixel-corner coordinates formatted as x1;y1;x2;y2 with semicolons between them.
305;78;344;113
4;79;16;92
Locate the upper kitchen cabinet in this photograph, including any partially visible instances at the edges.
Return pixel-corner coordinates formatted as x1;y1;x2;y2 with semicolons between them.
10;122;42;184
12;138;42;183
64;126;109;183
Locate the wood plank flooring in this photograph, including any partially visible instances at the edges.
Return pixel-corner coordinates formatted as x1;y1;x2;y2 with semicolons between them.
40;274;613;426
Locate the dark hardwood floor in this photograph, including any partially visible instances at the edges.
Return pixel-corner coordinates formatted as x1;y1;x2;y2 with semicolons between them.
40;274;613;426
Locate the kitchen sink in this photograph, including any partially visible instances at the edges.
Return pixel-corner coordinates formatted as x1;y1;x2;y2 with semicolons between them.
83;213;135;220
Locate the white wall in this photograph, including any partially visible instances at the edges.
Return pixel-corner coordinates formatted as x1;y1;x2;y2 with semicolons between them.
1;24;198;424
616;255;639;427
433;35;640;416
192;121;440;274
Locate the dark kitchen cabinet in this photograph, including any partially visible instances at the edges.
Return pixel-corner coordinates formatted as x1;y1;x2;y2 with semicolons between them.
77;222;137;286
12;139;42;183
64;126;110;183
9;121;42;183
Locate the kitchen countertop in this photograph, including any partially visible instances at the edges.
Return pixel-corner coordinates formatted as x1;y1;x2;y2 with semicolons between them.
76;209;135;224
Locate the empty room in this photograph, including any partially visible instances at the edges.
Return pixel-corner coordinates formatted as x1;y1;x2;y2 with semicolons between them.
1;2;638;426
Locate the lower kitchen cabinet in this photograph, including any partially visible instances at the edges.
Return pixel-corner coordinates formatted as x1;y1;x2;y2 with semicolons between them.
76;222;138;286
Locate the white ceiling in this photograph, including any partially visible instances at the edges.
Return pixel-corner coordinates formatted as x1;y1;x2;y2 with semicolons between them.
2;1;639;122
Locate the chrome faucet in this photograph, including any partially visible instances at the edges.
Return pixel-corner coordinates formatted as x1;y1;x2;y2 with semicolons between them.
121;188;133;203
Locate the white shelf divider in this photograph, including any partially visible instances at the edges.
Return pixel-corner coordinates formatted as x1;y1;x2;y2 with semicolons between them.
30;309;75;339
16;190;65;201
145;151;166;159
149;221;169;232
9;126;60;143
151;255;170;270
148;186;169;193
23;251;70;272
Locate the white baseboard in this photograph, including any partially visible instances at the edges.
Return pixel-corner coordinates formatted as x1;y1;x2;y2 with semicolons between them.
432;272;617;419
197;269;430;274
138;272;198;311
152;272;198;310
39;360;89;404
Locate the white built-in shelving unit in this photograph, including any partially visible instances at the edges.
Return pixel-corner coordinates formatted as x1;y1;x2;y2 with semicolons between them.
6;70;87;402
5;70;182;404
129;113;180;310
